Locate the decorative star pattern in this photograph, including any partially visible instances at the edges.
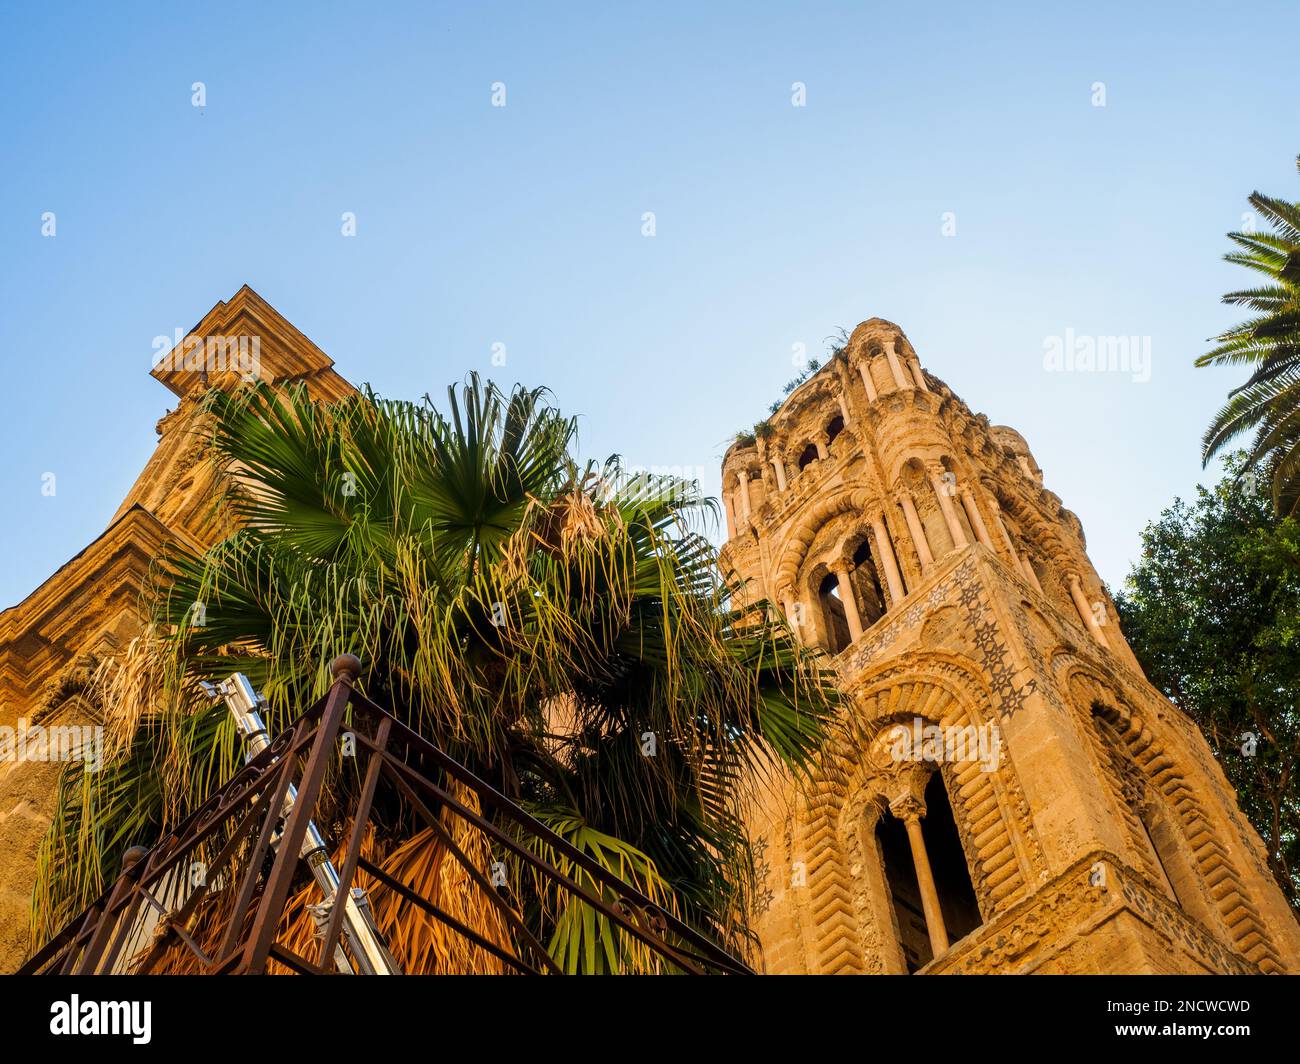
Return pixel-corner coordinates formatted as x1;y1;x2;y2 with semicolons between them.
847;556;1051;720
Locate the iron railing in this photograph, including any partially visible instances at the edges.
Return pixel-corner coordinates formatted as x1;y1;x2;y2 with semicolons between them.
22;655;751;975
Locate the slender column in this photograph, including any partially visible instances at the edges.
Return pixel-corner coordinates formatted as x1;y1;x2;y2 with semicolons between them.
724;493;737;539
737;470;752;521
990;497;1018;557
891;795;949;958
781;591;801;643
858;362;879;402
909;358;930;392
815;440;828;460
870;515;906;605
837;390;852;427
928;466;969;549
899;492;934;572
832;564;863;643
1067;572;1106;645
959;488;994;550
771;457;788;493
1020;554;1045;594
884;340;910;391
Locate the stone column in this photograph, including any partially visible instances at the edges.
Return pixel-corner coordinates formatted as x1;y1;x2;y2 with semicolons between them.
1067;572;1106;645
832;563;863;643
815;440;828;460
959;488;994;550
990;497;1018;557
724;492;737;539
1020;554;1045;594
737;470;752;522
928;466;969;550
771;456;788;493
890;794;950;958
858;362;879;402
871;515;906;605
909;358;930;392
899;492;934;573
884;340;910;391
837;390;852;427
781;591;802;643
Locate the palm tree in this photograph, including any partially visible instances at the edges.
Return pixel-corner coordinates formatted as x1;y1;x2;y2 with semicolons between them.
33;375;836;972
1198;155;1300;516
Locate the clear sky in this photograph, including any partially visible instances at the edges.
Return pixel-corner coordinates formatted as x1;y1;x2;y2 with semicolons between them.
1;1;1295;611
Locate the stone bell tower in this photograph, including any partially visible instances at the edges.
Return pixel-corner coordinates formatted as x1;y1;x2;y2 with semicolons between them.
720;318;1300;975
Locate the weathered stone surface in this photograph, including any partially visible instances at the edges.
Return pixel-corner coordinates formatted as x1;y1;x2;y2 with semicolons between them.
0;285;355;971
5;303;1297;976
722;319;1300;974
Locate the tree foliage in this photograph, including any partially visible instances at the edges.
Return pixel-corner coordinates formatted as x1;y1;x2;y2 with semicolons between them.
1114;456;1300;908
1198;155;1300;516
34;375;838;970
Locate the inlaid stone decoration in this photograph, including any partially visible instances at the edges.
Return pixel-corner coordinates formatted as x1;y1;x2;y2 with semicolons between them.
721;317;1300;974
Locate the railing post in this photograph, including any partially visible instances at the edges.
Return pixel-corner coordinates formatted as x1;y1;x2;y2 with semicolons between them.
237;655;359;973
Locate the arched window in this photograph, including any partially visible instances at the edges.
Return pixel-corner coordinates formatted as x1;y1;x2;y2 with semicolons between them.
876;772;981;972
1137;790;1216;928
826;415;844;448
876;813;930;972
797;443;819;471
817;572;852;654
920;772;981;945
849;538;887;627
1093;709;1220;934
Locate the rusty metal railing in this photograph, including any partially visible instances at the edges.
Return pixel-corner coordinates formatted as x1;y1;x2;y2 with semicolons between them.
22;655;751;975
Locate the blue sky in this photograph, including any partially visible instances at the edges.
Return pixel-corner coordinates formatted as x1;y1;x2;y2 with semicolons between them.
1;1;1295;610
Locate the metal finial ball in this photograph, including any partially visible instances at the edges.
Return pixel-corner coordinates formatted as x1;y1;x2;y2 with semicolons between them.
331;653;363;682
121;845;150;873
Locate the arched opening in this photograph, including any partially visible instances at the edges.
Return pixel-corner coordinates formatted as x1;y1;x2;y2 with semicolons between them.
1029;555;1053;594
796;443;819;471
1092;709;1221;936
876;772;982;973
939;457;977;546
826;415;844;448
919;771;981;946
1138;793;1216;930
849;538;887;627
817;572;852;654
876;813;931;973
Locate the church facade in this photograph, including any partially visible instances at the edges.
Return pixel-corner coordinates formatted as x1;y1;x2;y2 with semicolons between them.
719;318;1300;974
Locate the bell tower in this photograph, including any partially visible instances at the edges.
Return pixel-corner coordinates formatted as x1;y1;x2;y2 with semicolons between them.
721;318;1300;974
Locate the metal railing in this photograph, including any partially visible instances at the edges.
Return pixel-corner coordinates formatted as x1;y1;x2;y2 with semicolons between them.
22;655;751;976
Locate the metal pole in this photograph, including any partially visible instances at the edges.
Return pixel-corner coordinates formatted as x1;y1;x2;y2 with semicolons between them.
203;673;401;975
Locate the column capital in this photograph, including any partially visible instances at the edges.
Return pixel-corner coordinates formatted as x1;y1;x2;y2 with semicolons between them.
889;793;926;823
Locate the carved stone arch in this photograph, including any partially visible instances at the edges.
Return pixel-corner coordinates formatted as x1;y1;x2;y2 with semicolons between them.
35;653;105;724
774;488;875;592
826;420;859;459
794;656;1040;973
1062;666;1285;973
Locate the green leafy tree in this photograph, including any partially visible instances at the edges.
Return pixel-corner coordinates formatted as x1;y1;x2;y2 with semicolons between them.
1114;457;1300;908
1198;155;1300;516
34;375;837;971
